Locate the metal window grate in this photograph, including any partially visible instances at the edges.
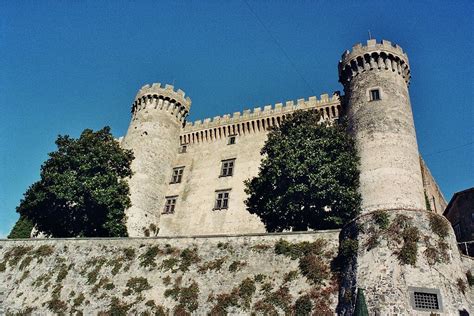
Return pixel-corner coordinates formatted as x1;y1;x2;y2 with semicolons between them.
413;292;439;310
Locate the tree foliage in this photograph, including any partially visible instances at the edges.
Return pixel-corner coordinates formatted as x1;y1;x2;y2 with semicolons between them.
12;127;133;237
8;215;34;239
244;110;361;232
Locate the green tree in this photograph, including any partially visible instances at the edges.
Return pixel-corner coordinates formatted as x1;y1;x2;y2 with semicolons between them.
8;215;34;238
244;110;361;232
11;127;133;237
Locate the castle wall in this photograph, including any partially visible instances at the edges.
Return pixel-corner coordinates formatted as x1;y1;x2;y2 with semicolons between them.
420;157;448;214
0;231;340;314
352;210;472;315
157;94;341;236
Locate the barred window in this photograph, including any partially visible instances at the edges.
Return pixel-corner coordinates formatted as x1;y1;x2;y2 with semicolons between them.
220;159;235;177
214;190;230;210
414;292;439;310
163;196;177;214
170;167;184;184
409;287;442;312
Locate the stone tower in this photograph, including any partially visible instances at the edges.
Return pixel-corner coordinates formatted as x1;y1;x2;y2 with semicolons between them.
337;40;471;315
121;83;191;236
339;39;424;213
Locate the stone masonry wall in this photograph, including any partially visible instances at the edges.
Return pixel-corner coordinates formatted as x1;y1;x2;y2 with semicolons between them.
353;210;472;315
0;231;340;315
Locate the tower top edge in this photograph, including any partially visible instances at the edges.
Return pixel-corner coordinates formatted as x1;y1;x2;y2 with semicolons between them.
135;83;192;108
340;39;409;66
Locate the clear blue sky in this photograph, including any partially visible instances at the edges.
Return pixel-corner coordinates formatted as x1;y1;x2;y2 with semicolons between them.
1;1;472;237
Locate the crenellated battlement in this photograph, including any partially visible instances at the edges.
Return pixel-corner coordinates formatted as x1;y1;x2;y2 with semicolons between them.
131;83;192;123
179;92;341;144
338;39;411;85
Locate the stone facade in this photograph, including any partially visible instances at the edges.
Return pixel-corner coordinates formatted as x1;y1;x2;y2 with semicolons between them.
122;40;444;237
0;231;340;314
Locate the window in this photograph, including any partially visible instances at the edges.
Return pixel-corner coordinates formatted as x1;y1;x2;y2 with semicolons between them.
220;159;235;177
409;287;442;312
453;223;461;239
163;196;178;214
170;167;184;184
228;135;236;145
214;190;230;210
370;89;381;101
179;145;187;153
414;292;439;310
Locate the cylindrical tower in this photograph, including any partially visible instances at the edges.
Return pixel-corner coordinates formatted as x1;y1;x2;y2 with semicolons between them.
121;83;191;236
339;39;424;213
337;40;472;315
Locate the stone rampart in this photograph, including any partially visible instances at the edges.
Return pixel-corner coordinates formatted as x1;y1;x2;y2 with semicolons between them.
180;93;341;144
0;231;340;315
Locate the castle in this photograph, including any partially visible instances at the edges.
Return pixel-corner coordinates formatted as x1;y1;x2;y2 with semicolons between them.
1;39;471;315
120;39;446;237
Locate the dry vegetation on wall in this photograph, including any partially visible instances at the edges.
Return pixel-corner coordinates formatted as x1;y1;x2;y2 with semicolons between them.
359;211;452;266
0;233;340;315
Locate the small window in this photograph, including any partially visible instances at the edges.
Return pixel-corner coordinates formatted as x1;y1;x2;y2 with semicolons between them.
179;145;187;153
370;89;381;101
170;167;184;184
228;135;236;145
220;159;235;177
214;190;230;210
414;292;439;310
409;287;442;312
163;196;178;214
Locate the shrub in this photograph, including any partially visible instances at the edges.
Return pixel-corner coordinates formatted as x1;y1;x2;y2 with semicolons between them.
299;254;330;285
229;260;246;272
161;257;179;272
429;215;449;239
3;246;33;267
179;247;200;272
274;239;326;260
373;211;389;229
19;256;33;271
165;282;200;313
238;278;256;308
56;264;69;283
457;278;467;294
126;277;151;294
264;286;292;314
210;292;239;315
253;300;277;315
33;245;54;257
122;247;136;260
294;295;312;315
139;246;161;269
106;297;131;316
198;257;226;273
398;226;420;265
73;293;85;307
283;270;299;284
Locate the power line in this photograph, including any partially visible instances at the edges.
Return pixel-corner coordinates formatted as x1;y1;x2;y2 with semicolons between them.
242;0;316;96
423;141;473;157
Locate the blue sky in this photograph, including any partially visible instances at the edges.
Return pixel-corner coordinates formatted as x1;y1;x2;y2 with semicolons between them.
0;1;472;238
